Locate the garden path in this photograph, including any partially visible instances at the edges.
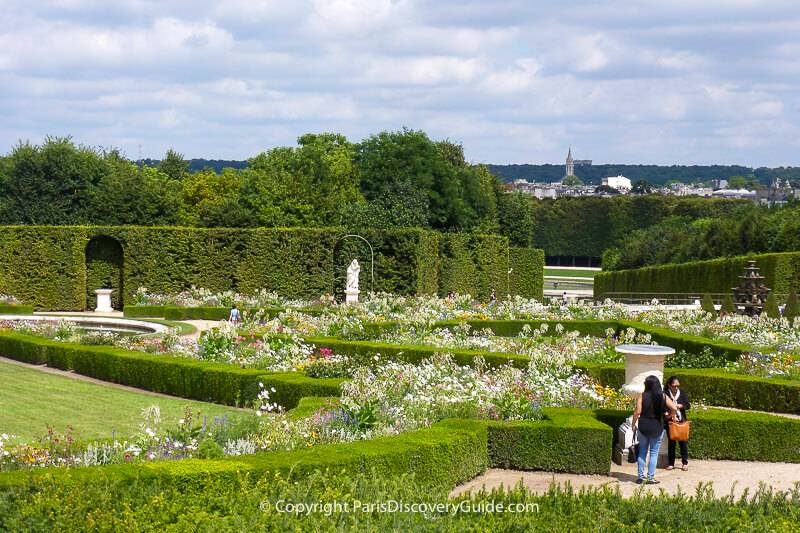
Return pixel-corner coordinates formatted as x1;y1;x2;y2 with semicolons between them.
183;319;224;340
451;461;800;499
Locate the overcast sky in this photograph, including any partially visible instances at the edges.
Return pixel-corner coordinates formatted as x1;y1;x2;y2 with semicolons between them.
1;0;799;166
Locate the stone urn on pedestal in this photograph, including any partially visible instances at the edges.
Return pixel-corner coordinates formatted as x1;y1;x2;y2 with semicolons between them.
612;343;675;467
94;288;114;313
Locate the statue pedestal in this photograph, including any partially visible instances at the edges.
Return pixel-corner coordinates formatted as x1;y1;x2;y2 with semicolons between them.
94;289;114;313
612;343;674;468
344;288;359;304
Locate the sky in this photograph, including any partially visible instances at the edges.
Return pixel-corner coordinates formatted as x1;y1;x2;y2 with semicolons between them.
1;0;799;166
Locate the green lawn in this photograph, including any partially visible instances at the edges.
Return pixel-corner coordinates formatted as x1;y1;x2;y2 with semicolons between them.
544;268;599;279
0;360;245;442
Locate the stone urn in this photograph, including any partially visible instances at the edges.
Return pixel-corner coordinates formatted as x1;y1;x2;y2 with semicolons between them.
612;343;675;467
616;344;675;398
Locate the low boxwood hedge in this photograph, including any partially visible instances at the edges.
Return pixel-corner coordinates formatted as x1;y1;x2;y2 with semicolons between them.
578;362;800;414
363;318;749;362
122;305;165;318
482;408;612;474
0;422;488;493
300;335;530;369
0;332;341;409
593;407;800;463
0;304;34;315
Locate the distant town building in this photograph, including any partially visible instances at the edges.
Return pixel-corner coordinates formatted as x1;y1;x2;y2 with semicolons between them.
565;147;574;177
711;188;756;199
711;179;728;190
601;175;632;192
573;159;592;166
671;183;713;197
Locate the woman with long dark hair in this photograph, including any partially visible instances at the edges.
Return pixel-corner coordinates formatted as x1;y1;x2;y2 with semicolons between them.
664;375;690;471
631;375;677;484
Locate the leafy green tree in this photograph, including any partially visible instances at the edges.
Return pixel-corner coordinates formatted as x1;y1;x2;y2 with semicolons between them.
601;247;622;270
764;292;780;318
498;192;536;247
158;149;189;180
91;156;181;225
701;293;716;316
339;180;429;230
243;133;362;227
179;168;250;227
594;185;619;195
0;137;106;224
728;175;748;189
631;179;652;194
562;175;583;186
356;129;468;229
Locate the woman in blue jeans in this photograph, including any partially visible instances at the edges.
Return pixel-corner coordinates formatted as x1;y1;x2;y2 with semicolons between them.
631;375;678;484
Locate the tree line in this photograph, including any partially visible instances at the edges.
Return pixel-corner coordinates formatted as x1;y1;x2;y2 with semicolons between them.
0;131;500;231
1;131;798;272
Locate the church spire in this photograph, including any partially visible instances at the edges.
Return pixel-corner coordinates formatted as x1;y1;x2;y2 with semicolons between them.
565;146;574;177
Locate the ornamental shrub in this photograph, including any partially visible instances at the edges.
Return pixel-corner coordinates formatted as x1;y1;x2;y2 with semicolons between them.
764;292;780;318
720;293;735;314
701;293;716;315
783;291;798;323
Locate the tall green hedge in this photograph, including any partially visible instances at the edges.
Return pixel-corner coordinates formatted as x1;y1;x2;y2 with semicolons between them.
438;234;509;299
0;226;541;310
509;247;544;299
595;251;800;298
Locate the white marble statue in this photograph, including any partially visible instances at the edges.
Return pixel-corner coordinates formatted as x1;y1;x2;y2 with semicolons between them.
346;259;360;291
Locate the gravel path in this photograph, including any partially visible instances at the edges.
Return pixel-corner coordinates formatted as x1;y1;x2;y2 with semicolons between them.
451;461;800;499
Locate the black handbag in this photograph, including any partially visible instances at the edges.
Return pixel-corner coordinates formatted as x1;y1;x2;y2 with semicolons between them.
627;431;639;463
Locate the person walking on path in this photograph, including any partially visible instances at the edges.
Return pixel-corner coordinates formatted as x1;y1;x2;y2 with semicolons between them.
631;375;678;484
228;304;241;324
664;375;690;471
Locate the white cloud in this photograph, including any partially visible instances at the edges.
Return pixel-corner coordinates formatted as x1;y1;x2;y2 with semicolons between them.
0;0;797;165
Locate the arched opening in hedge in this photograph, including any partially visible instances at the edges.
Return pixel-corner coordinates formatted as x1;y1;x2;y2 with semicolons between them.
85;236;124;310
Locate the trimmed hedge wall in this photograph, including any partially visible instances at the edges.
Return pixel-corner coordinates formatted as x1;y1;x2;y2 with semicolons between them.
579;363;800;414
0;226;543;310
0;304;34;315
0;331;342;409
509;247;545;300
594;407;800;463
438;234;509;299
595;251;800;298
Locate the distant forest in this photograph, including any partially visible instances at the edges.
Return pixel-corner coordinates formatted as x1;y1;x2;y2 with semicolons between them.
140;159;800;187
486;164;800;186
139;158;248;173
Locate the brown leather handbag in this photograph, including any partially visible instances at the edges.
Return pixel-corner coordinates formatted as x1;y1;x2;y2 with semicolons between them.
668;420;691;442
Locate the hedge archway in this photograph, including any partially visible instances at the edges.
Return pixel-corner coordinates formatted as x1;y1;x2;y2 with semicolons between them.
85;236;124;310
